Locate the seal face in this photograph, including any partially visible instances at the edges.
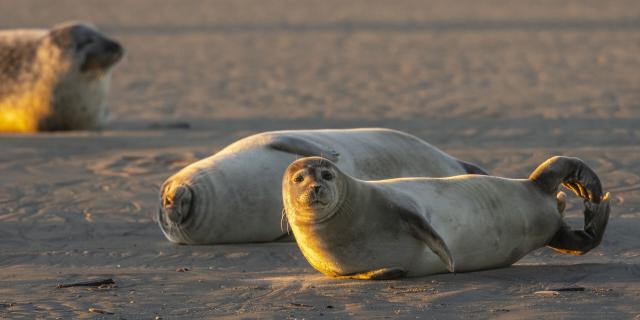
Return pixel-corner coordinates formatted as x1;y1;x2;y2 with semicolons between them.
284;158;344;224
282;156;611;280
157;128;489;244
0;21;124;132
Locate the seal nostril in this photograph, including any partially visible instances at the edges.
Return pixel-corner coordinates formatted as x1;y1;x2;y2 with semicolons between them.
312;185;322;194
162;184;193;224
105;40;122;54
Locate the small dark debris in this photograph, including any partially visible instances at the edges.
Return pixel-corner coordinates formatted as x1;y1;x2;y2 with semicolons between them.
176;267;190;272
326;305;334;309
57;278;115;288
149;122;191;130
550;287;585;292
490;308;510;313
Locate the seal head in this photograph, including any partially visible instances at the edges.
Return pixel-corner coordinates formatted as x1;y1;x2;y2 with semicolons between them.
283;157;346;225
282;156;456;279
158;173;209;244
157;158;290;244
49;22;124;74
0;21;124;132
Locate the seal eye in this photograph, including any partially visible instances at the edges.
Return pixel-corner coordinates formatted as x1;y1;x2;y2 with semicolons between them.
321;170;333;181
294;174;304;183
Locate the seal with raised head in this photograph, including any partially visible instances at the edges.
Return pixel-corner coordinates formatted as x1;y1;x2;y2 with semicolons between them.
282;156;610;279
158;128;488;244
0;21;123;132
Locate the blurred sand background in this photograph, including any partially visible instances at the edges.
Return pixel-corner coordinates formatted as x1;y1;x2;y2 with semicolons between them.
1;0;639;318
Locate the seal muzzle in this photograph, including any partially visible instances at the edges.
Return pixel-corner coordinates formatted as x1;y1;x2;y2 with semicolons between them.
160;183;194;224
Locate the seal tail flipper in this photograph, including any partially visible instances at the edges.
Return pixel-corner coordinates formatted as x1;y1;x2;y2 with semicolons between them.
547;194;610;255
529;156;603;202
457;159;489;175
528;156;610;255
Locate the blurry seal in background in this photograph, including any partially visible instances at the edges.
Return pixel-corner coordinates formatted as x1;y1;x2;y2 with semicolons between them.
0;21;123;132
282;156;610;279
158;128;488;244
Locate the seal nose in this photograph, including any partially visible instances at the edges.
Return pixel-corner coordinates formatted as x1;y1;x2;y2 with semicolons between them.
312;185;322;194
104;39;123;55
161;184;193;224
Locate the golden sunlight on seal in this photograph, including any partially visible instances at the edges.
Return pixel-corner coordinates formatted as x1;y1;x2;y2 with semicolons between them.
283;156;610;279
0;21;123;132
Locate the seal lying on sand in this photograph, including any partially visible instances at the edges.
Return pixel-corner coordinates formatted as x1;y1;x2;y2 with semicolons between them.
0;21;123;132
158;128;487;244
282;156;610;279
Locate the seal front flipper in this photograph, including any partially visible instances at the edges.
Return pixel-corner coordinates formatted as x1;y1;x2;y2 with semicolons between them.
529;156;610;255
457;159;489;175
338;268;407;280
394;201;455;272
266;135;339;162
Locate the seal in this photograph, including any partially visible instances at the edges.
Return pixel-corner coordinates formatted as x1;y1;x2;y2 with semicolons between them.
158;128;488;244
282;156;610;279
0;21;123;132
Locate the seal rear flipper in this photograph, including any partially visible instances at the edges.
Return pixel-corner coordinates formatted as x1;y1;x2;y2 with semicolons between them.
529;156;610;255
457;159;489;175
547;193;610;255
266;135;339;162
338;268;407;280
529;156;603;203
395;203;455;272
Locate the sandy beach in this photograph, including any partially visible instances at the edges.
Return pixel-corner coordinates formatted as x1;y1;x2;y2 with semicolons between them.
1;1;639;319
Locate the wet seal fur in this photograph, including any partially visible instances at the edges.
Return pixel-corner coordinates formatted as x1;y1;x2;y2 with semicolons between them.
0;21;123;132
282;156;610;279
158;128;488;244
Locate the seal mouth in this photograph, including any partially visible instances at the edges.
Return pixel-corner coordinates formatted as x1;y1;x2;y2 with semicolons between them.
300;189;331;209
308;199;329;208
293;193;341;224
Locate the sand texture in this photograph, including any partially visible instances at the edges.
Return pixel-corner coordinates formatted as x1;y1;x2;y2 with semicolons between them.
1;1;639;319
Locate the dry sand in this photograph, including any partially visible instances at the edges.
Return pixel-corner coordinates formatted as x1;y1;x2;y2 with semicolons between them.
1;1;639;319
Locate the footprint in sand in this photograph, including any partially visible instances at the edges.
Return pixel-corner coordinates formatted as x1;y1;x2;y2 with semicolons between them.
88;152;198;177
